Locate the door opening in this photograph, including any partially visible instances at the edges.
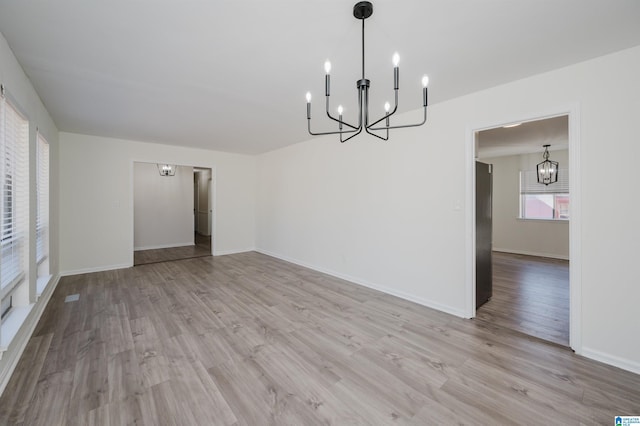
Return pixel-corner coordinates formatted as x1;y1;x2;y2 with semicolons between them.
132;162;214;266
194;167;213;251
467;108;580;351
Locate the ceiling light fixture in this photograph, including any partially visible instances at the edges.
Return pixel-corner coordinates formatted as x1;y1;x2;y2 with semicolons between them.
305;1;429;143
537;145;558;185
157;164;176;176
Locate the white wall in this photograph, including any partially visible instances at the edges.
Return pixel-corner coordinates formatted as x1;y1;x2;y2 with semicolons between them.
256;45;640;373
257;113;469;318
134;163;194;250
59;133;256;274
482;150;569;259
0;31;59;393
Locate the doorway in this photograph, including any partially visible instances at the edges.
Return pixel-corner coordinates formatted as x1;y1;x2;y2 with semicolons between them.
193;167;213;253
132;162;213;266
466;107;581;351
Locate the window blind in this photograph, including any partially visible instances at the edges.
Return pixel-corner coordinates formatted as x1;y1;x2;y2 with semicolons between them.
36;132;49;263
1;90;29;293
520;169;569;194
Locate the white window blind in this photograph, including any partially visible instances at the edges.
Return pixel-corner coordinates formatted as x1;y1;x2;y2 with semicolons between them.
36;132;49;263
520;169;569;194
1;89;29;294
520;168;570;220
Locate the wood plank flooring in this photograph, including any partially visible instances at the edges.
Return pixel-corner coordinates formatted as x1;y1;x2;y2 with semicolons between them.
1;252;638;425
134;233;211;266
476;252;569;346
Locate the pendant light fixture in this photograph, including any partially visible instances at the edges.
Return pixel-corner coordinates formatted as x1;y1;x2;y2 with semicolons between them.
537;145;558;185
157;164;176;176
305;1;429;142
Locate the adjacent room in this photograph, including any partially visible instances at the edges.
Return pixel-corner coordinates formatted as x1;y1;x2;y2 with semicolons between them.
133;163;213;266
1;0;639;423
475;117;570;347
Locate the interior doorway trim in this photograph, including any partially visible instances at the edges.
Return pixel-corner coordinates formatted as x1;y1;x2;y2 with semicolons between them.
464;103;582;354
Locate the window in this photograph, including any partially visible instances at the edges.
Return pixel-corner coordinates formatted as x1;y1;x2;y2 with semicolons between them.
36;132;49;263
520;169;569;220
1;88;29;302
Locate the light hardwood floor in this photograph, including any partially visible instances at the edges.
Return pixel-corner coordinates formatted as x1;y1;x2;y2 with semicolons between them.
1;252;638;425
476;252;569;346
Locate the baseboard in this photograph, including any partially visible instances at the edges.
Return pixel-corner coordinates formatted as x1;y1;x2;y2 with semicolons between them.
255;248;467;319
581;347;640;375
492;247;569;261
214;248;256;256
0;274;60;397
134;242;195;251
60;262;132;276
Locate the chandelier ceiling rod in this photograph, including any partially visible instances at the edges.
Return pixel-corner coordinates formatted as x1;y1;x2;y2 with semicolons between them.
305;1;429;143
360;11;365;82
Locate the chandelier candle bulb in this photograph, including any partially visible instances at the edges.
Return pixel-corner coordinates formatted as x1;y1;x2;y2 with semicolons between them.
306;92;311;119
338;105;344;130
324;60;331;96
384;102;390;126
393;55;400;90
422;75;429;107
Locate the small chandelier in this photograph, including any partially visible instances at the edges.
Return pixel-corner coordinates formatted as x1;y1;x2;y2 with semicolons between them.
157;164;176;176
537;145;558;185
305;1;429;143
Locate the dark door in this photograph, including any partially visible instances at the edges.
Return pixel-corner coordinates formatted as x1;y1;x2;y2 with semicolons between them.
476;161;493;308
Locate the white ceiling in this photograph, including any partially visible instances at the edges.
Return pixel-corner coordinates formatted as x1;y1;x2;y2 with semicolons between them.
1;0;639;154
476;115;568;159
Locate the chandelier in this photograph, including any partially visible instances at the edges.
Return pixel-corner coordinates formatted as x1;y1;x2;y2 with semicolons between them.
537;145;558;185
157;164;176;176
305;1;429;142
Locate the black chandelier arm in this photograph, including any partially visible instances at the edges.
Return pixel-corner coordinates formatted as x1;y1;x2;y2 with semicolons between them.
307;119;361;137
367;91;400;129
368;105;427;131
364;126;389;141
324;95;360;130
340;126;364;143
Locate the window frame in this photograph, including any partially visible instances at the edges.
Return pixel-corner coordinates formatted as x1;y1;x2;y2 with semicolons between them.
36;131;49;265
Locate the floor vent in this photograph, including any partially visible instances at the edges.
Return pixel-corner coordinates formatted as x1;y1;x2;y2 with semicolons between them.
64;294;80;303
